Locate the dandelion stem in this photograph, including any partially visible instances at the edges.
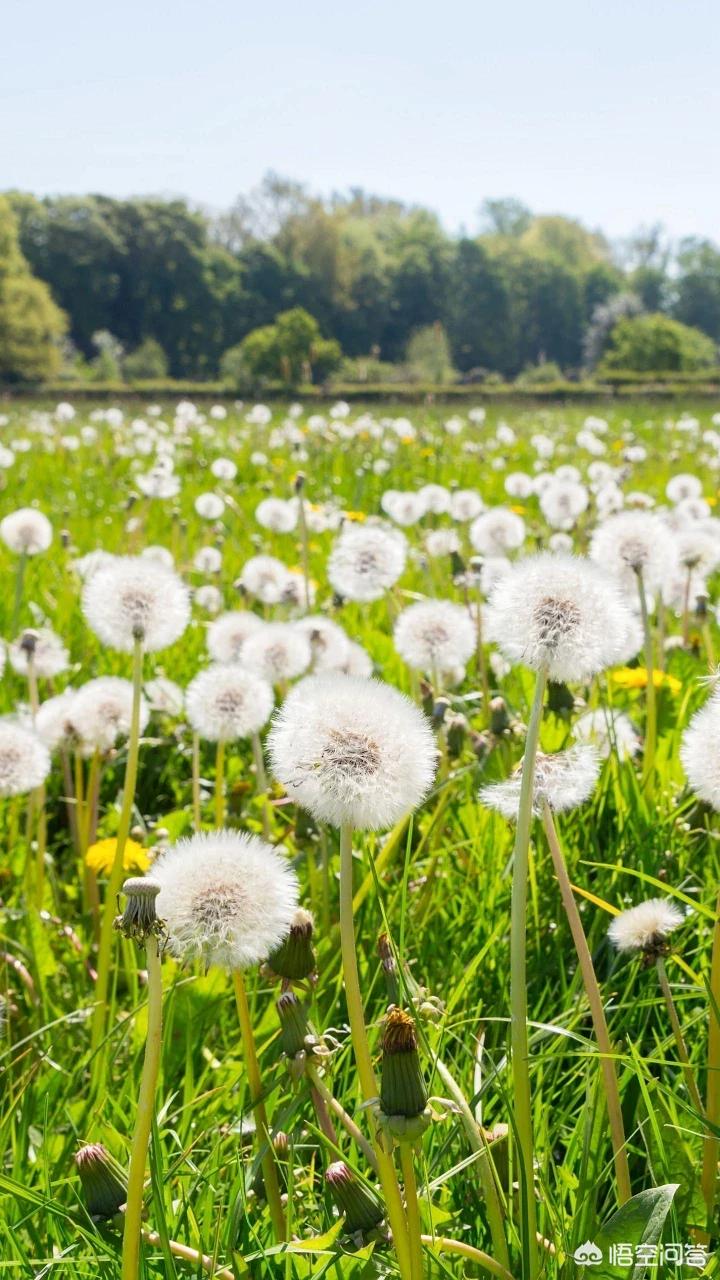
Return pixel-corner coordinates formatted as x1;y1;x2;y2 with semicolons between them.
140;1229;235;1280
399;1144;425;1280
214;740;226;828
420;1235;515;1280
655;957;704;1116
338;821;413;1280
232;969;287;1242
701;888;720;1236
509;668;546;1280
192;733;201;831
541;799;631;1204
296;491;312;614
251;731;271;842
12;552;27;635
305;1061;378;1170
90;637;144;1067
681;567;692;647
636;570;657;782
433;1058;510;1270
121;935;163;1280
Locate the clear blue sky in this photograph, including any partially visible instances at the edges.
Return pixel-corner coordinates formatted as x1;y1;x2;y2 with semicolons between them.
2;0;719;242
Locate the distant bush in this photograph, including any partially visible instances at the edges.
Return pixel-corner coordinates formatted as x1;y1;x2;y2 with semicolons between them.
515;361;564;386
221;308;342;389
600;313;717;373
405;324;456;385
124;338;169;381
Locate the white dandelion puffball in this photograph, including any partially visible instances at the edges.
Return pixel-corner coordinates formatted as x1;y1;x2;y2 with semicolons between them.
394;600;476;675
484;553;639;682
449;490;485;522
82;556;190;652
340;641;374;679
574;709;640;760
211;457;236;480
239;555;291;605
9;629;69;679
255;497;297;533
419;484;450;514
0;722;51;795
69;677;150;754
193;546;223;575
681;695;720;809
295;616;350;671
469;507;525;556
328;525;407;603
207;610;265;663
589;511;677;592
34;689;78;751
480;746;600;819
194;492;225;520
241;623;311;684
186;664;273;742
608;899;685;953
666;474;702;504
539;480;589;531
0;508;53;556
194;584;223;614
268;673;438;830
154;830;299;970
144;676;185;717
424;528;461;558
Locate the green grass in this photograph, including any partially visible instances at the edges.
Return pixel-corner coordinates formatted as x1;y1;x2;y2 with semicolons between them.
0;398;718;1277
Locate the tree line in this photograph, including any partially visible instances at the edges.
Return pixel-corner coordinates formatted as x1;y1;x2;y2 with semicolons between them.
2;175;720;384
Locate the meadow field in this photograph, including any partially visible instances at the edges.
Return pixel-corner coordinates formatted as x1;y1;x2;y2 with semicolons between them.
1;396;719;1278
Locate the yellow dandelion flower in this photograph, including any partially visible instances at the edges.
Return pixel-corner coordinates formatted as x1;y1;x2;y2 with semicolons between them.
420;447;434;457
610;667;681;694
343;510;367;523
400;435;415;445
85;837;150;875
510;504;526;515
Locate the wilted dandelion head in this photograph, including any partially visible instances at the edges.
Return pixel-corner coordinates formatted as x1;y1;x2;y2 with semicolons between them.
480;745;600;819
681;694;720;809
484;553;639;682
608;899;685;954
0;721;51;796
394;600;476;675
207;610;265;663
328;525;407;603
573;709;640;760
589;512;677;592
268;673;438;829
69;677;150;754
0;507;52;556
240;623;311;684
9;629;69;679
186;664;273;741
82;556;190;652
469;507;525;557
153;830;299;970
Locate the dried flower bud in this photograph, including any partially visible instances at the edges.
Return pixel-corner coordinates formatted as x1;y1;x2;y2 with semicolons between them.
380;1007;428;1123
325;1161;385;1236
446;712;468;758
114;877;163;943
378;933;399;1006
267;909;316;982
489;697;510;736
75;1143;127;1220
432;696;451;727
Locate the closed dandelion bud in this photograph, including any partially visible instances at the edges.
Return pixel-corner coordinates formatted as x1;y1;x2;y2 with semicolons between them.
60;529;71;549
267;909;316;982
696;593;709;620
325;1161;385;1236
114;877;163;943
489;697;510;735
75;1143;127;1220
276;991;310;1059
252;1131;289;1201
273;1130;290;1160
294;472;306;495
432;696;451;726
19;629;39;660
380;1007;428;1124
450;549;466;581
446;712;468;758
420;680;434;718
378;932;399;1006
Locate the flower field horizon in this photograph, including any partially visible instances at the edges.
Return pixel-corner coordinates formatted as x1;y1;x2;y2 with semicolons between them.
1;395;719;1277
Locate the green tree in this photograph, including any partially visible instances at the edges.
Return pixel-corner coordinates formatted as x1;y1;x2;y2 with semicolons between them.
222;307;341;387
0;195;67;382
600;313;717;372
673;239;720;343
123;337;169;380
405;323;456;384
444;238;513;374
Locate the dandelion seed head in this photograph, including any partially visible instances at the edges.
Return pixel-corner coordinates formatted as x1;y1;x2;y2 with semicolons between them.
185;664;273;741
241;623;311;684
590;512;677;592
268;673;437;829
9;628;69;679
608;899;685;953
394;600;476;675
573;709;640;760
153;830;299;970
82;556;190;652
0;507;52;556
69;677;150;754
207;610;265;663
681;694;720;809
469;507;525;556
479;745;600;818
328;525;407;602
0;721;51;795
